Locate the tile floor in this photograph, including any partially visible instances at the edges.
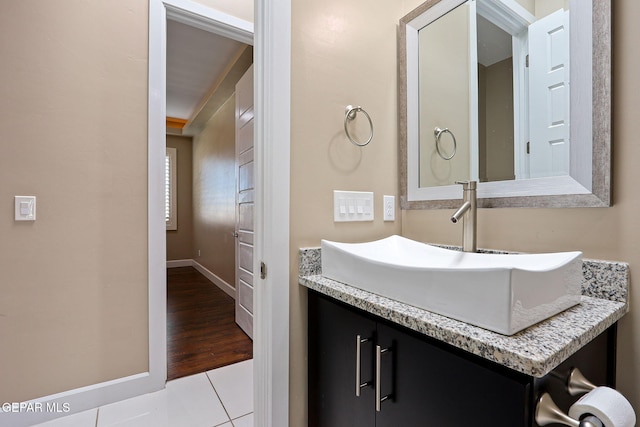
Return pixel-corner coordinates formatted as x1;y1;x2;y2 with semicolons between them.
33;359;254;427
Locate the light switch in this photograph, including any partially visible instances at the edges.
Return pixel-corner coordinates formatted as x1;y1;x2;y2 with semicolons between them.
348;199;355;214
15;196;36;221
334;191;374;222
20;202;31;215
339;199;347;214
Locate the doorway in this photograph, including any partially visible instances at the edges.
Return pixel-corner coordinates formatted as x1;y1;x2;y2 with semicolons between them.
164;15;254;380
148;0;291;425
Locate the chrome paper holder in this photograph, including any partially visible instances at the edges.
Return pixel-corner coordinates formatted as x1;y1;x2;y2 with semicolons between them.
535;392;604;427
567;368;597;396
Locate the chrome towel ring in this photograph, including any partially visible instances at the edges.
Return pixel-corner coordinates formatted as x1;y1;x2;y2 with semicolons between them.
344;105;373;147
434;127;457;160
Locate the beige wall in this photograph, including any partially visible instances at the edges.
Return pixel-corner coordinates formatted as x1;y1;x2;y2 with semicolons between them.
402;0;640;412
0;1;149;402
515;0;567;18
419;3;471;186
515;0;535;15
481;58;515;182
193;96;236;286
167;135;194;260
535;0;569;19
478;65;488;181
191;0;253;23
289;0;421;422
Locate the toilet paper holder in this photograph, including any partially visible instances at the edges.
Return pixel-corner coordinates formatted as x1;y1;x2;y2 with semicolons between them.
567;367;598;396
535;392;604;427
536;368;602;427
539;368;636;427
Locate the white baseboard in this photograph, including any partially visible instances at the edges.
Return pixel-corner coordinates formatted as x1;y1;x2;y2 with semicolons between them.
0;372;162;427
167;259;236;300
192;260;236;299
166;259;193;268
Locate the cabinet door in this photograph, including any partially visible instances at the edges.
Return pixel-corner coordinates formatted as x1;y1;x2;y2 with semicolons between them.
308;293;377;427
375;322;530;427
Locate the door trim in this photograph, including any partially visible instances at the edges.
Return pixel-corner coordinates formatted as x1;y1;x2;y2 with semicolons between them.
253;0;291;425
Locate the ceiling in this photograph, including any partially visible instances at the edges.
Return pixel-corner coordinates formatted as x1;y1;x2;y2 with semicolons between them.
166;19;249;125
476;14;513;67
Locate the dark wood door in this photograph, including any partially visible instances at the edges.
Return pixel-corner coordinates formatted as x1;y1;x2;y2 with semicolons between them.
308;293;377;427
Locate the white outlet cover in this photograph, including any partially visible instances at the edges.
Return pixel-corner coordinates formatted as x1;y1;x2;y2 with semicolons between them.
383;195;395;221
15;196;36;221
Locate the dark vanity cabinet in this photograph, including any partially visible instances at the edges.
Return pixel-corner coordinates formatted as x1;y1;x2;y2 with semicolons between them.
308;291;616;427
308;291;377;427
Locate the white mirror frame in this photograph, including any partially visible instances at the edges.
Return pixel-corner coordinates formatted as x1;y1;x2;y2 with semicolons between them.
399;0;611;209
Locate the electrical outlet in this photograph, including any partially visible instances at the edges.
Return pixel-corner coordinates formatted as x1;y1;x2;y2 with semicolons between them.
197;249;201;257
383;195;395;221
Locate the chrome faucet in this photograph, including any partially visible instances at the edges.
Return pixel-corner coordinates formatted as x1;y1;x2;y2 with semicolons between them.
450;181;477;252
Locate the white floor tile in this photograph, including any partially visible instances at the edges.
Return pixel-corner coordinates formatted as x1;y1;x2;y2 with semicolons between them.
97;373;229;427
232;413;253;427
206;359;253;419
32;409;98;427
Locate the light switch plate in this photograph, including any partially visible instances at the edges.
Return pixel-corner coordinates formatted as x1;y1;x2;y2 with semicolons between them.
15;196;36;221
334;191;374;222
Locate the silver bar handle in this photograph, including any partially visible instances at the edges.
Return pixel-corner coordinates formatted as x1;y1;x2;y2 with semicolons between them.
355;335;369;397
375;345;391;412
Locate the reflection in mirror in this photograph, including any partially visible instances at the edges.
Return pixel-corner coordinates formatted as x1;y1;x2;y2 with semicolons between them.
477;13;515;183
418;2;473;187
418;0;570;188
399;0;610;208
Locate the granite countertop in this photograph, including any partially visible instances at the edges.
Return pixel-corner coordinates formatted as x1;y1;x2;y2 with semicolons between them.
299;247;629;378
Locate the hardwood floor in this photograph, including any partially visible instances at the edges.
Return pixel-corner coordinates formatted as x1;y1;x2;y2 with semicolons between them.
167;267;253;381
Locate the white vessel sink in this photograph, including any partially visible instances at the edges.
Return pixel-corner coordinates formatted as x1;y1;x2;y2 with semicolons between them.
321;235;582;335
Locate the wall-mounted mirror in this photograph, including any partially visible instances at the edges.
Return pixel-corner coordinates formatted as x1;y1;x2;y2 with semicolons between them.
399;0;611;208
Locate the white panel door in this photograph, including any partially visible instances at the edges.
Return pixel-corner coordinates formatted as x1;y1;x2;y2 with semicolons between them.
235;65;254;339
528;9;570;178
